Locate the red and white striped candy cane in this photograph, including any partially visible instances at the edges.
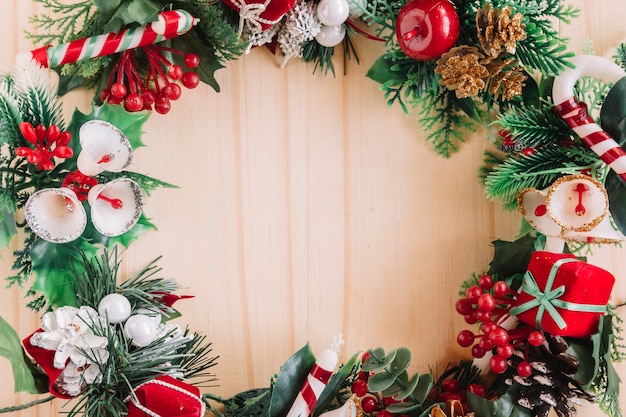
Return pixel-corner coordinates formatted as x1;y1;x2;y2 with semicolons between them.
553;55;626;181
27;9;197;69
286;335;343;417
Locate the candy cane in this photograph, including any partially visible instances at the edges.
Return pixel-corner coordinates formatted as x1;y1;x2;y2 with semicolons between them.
553;55;626;182
286;335;344;417
26;10;197;69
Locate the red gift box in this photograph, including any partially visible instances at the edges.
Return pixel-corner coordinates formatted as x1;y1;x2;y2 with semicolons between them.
126;375;205;417
510;251;614;338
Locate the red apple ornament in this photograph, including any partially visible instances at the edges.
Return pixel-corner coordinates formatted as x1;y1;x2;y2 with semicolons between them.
396;0;460;61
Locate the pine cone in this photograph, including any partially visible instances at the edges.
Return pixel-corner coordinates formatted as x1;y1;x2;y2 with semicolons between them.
505;334;594;417
485;57;527;100
476;4;527;58
434;46;489;98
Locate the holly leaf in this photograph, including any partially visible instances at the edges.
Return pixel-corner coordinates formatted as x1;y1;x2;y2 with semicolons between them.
100;0;161;33
312;352;360;417
172;30;224;92
0;207;17;249
30;238;99;307
0;315;48;394
466;385;531;417
487;234;536;277
269;343;316;417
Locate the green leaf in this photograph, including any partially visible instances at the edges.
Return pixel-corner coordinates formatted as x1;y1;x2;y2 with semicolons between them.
269;343;316;417
362;348;396;372
0;207;17;249
487;234;536;277
412;372;433;403
101;0;161;33
466;386;532;417
366;55;403;86
93;0;122;14
455;97;481;123
368;372;397;392
566;338;595;387
600;76;626;146
388;347;411;376
104;213;158;249
394;373;419;401
30;238;99;307
312;353;360;417
386;401;422;414
223;388;271;417
172;30;224;93
605;171;626;235
0;315;48;394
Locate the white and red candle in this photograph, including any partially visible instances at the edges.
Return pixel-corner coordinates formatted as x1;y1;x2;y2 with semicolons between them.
552;55;626;182
27;9;197;69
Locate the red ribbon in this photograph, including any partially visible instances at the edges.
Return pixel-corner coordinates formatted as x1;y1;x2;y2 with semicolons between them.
22;330;73;399
298;364;334;413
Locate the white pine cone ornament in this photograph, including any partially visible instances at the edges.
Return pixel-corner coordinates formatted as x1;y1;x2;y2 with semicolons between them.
277;0;321;67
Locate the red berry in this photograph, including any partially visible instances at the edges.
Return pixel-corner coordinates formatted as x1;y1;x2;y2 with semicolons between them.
427;387;439;401
475;309;492;322
155;100;171;115
496;343;515;358
164;82;182;100
351;379;369;397
527;331;545;346
361;396;378;413
107;95;123;105
441;379;459;393
478;335;494;351
455;299;474;315
488;327;510;347
99;89;110;102
35;124;47;142
464;313;478;324
382;396;399;407
477;293;496;312
467;383;486;398
465;286;482;303
142;89;156;105
110;82;127;99
168;64;183;80
478;274;494;290
489;354;508;374
124;93;144;112
516;361;533;378
438;392;462;403
182;71;200;89
481;321;497;335
184;53;200;68
493;281;510;298
457;330;475;347
521;147;536;156
378;411;394;417
471;344;486;358
155;92;169;105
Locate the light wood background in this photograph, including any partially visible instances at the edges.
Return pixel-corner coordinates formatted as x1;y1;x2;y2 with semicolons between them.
1;1;625;416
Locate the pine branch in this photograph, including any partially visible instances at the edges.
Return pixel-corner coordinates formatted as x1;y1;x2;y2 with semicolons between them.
498;104;570;148
26;0;94;45
417;89;476;157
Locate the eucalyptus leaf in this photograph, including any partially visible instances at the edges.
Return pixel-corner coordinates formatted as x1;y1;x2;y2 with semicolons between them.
380;370;408;398
269;343;316;417
386;401;422;414
368;372;397;392
412;372;433;404
0;315;48;394
394;372;419;401
388;347;412;376
362;348;396;372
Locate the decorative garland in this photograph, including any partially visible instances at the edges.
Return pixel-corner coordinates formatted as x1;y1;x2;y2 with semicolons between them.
0;1;625;417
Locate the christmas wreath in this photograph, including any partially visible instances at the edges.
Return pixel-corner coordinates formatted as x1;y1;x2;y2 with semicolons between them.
0;1;625;417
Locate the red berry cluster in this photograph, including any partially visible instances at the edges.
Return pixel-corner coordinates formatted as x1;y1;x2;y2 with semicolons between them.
350;353;408;417
62;170;98;201
427;379;486;413
498;130;534;155
16;122;73;170
455;274;546;377
100;46;201;114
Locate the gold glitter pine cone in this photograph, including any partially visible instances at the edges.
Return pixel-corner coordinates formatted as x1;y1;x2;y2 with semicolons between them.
476;4;527;58
435;46;489;99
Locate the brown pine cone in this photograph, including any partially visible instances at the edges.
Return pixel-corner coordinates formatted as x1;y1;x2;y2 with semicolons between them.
476;4;527;58
485;58;527;100
434;46;489;98
504;334;594;417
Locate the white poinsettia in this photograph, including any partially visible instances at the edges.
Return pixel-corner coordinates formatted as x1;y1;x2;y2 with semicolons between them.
30;306;111;396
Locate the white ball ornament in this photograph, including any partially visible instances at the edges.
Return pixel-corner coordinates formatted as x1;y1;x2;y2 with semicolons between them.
315;24;346;47
98;293;132;324
124;314;158;347
317;0;350;26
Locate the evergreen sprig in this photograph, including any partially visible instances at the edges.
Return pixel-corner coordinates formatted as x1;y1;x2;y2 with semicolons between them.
26;0;95;45
497;103;570;148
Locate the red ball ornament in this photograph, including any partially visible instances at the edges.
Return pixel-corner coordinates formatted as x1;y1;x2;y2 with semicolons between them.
395;0;460;61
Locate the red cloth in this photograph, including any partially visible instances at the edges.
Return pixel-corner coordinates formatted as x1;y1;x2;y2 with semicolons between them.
222;0;296;30
126;376;204;417
22;330;73;399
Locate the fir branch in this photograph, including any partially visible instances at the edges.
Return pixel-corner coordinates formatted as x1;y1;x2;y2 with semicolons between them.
483;147;590;209
497;103;570;148
177;332;219;382
0;78;23;148
26;0;95;45
417;89;476;157
302;41;336;76
98;171;178;197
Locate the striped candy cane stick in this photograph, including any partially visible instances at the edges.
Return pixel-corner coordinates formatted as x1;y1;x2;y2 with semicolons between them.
286;335;344;417
27;9;197;69
553;55;626;182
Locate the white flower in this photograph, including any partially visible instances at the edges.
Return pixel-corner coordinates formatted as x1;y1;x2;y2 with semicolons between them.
30;305;110;396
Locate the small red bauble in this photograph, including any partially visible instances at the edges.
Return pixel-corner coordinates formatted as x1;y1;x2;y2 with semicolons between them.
395;0;460;61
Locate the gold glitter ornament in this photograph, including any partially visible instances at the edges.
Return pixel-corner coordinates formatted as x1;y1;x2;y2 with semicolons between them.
435;46;489;98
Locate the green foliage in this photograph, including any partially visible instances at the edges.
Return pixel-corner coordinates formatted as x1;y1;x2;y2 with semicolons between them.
467;385;532;417
497;103;570;148
588;315;623;417
363;347;433;414
269;344;317;417
313;352;360;417
27;0;95;45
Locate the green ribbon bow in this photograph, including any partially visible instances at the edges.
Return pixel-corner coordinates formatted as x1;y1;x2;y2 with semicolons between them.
510;258;607;330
